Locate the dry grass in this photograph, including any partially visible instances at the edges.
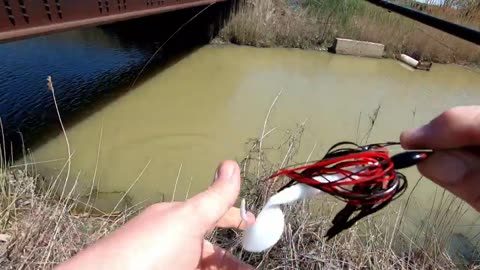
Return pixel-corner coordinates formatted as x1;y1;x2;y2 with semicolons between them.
329;0;480;65
0;166;136;269
1;118;477;269
207;127;464;269
0;77;136;269
219;0;480;65
0;85;478;269
220;0;321;49
208;97;479;269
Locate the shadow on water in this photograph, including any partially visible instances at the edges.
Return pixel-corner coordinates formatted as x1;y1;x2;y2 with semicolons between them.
0;1;233;161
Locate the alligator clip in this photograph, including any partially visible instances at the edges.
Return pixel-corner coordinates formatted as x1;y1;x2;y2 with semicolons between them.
390;150;433;170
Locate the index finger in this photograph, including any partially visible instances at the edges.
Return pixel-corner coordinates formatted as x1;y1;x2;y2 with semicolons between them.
401;106;480;150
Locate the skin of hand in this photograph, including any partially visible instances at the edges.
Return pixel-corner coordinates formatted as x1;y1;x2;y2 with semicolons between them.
55;160;255;270
54;106;480;270
400;106;480;212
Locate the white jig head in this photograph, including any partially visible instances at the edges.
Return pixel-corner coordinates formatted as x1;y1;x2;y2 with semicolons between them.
240;169;363;253
240;183;322;252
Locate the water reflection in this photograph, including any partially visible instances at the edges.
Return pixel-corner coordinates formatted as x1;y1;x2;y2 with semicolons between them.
0;3;229;158
29;46;480;233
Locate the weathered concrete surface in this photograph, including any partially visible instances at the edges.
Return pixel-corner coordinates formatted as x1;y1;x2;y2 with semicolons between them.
331;38;385;58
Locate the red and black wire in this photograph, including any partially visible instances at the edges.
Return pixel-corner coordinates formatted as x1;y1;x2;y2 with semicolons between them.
267;141;431;239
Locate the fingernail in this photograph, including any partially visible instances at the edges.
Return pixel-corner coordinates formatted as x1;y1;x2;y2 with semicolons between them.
214;162;235;181
419;151;467;185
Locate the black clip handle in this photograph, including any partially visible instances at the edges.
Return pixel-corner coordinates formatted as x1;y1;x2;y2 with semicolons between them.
391;150;432;170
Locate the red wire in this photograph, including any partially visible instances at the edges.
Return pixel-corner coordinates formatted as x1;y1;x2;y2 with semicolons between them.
269;149;399;205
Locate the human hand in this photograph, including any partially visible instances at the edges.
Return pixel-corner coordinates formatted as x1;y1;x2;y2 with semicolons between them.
400;106;480;212
56;160;255;270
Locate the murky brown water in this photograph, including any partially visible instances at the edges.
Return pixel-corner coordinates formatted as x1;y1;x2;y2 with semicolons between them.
28;45;479;244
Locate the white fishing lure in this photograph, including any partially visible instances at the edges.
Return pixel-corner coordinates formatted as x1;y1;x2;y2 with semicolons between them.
240;168;363;252
240;183;322;252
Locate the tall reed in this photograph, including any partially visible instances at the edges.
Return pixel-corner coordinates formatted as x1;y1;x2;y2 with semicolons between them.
0;78;137;269
220;0;480;64
209;96;479;269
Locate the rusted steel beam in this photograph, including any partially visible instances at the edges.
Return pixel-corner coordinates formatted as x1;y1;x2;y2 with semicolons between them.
0;0;226;43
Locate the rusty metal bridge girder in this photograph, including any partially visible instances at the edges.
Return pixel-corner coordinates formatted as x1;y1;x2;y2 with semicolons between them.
0;0;225;43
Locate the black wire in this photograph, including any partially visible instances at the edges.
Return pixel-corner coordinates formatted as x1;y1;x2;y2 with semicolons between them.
324;172;407;240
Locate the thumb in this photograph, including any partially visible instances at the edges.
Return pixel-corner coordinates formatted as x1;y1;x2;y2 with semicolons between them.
416;149;480;212
184;160;241;234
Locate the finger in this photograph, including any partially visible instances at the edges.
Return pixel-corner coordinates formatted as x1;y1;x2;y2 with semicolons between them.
198;241;253;270
215;207;256;231
401;106;480;149
185;160;241;234
416;149;480;212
